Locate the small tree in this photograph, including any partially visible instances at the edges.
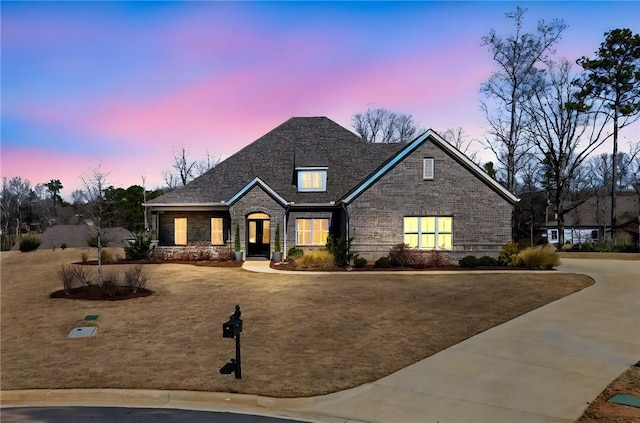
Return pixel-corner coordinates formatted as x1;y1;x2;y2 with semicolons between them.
274;223;281;252
234;222;241;252
81;164;113;286
326;234;355;267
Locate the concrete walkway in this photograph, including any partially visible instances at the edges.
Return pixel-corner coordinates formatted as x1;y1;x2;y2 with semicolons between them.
2;258;639;422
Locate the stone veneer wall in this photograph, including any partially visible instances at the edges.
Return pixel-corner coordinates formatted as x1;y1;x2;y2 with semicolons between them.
228;186;286;255
347;141;513;261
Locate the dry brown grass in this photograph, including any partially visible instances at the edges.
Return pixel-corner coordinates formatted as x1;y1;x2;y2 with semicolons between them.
1;248;593;397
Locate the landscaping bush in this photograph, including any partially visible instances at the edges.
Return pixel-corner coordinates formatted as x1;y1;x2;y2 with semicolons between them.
518;245;559;269
459;255;479;268
287;247;304;260
58;264;93;292
124;232;153;260
388;243;412;267
102;269;122;297
374;257;391;268
499;242;524;267
353;257;367;268
427;250;451;267
58;265;78;293
100;248;114;264
19;235;41;252
60;243;67;250
81;252;89;264
124;265;148;293
216;247;234;261
478;255;498;266
293;249;335;270
326;234;355;266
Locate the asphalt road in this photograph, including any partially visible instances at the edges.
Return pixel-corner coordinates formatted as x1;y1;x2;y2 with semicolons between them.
1;407;307;423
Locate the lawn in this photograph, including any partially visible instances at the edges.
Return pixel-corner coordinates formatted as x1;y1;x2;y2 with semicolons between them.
1;248;593;398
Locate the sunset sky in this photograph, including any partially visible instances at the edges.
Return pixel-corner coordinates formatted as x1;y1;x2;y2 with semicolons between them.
2;1;639;199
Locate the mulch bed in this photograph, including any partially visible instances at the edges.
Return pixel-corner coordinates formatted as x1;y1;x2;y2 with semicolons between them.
270;262;530;271
50;285;153;301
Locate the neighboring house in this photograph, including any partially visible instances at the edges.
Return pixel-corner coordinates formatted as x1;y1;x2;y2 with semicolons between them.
144;117;518;260
545;193;640;245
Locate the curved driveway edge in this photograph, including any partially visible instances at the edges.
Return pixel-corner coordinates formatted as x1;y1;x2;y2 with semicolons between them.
3;258;639;423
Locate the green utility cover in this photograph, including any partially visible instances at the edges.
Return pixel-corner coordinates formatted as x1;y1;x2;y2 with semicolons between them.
85;315;99;321
607;393;640;408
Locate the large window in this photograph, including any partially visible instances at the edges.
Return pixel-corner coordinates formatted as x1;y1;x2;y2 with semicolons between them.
404;216;452;249
175;218;187;245
296;218;329;245
297;168;327;192
211;218;223;245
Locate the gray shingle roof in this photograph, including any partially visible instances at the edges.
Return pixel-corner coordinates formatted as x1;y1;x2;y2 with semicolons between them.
147;117;403;205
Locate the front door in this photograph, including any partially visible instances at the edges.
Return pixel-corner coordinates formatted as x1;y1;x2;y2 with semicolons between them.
247;214;270;258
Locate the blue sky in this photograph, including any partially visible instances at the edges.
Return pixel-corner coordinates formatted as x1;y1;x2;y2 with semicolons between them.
1;1;638;197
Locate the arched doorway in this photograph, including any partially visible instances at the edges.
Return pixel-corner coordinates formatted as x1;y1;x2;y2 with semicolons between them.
246;213;270;258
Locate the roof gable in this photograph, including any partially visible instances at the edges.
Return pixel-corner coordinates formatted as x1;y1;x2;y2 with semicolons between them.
342;130;519;204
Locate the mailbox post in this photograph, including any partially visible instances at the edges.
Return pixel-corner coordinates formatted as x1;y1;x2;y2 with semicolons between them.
221;304;242;379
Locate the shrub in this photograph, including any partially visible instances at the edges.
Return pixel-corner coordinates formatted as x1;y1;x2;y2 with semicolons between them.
234;223;241;252
478;255;498;266
353;257;367;268
60;243;67;250
518;245;560;269
19;235;41;252
499;242;523;267
388;243;411;267
102;269;122;297
100;248;114;264
124;265;148;293
58;265;78;293
459;255;479;268
124;232;153;260
293;249;335;270
427;250;451;267
81;252;89;264
87;233;110;248
216;247;234;261
326;234;356;266
274;223;281;253
374;257;391;268
287;247;304;260
74;265;93;287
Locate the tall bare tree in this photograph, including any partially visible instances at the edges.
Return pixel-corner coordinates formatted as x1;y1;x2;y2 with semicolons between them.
439;127;479;162
351;108;422;143
81;165;112;286
480;6;567;192
576;28;640;242
0;177;32;250
163;147;220;189
524;59;605;245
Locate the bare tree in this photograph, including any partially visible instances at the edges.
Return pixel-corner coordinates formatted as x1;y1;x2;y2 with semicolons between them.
439;127;479;162
524;59;605;245
81;164;112;286
0;177;32;250
163;147;220;189
351;108;422;143
480;6;567;192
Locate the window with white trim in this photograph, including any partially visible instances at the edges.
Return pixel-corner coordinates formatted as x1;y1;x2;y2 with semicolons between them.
404;216;452;249
296;218;329;245
297;168;327;192
175;218;187;245
211;218;223;245
423;158;434;180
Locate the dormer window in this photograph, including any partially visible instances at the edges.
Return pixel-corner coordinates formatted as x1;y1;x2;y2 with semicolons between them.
297;167;327;192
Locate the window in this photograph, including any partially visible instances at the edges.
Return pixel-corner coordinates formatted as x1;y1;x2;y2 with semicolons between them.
296;218;329;245
423;158;434;180
297;168;327;192
591;230;599;240
404;216;452;249
175;218;187;245
211;218;223;245
550;230;558;241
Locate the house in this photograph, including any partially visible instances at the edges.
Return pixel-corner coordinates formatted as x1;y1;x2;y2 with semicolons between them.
545;193;639;245
144;117;518;261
